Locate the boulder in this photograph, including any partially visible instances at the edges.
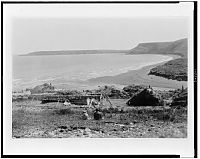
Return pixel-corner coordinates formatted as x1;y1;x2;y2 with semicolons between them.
126;88;163;106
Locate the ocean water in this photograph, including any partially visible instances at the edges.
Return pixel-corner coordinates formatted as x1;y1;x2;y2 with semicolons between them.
13;54;173;90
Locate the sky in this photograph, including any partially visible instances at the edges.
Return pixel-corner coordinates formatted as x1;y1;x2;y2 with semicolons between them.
12;17;189;55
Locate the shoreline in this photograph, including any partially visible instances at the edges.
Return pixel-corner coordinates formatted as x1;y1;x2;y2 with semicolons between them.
88;54;187;90
13;54;186;92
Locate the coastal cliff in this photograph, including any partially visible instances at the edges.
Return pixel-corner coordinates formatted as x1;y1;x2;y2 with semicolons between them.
128;38;187;57
128;38;188;81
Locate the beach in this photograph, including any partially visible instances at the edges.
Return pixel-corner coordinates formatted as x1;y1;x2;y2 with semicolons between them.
88;57;187;90
13;53;184;91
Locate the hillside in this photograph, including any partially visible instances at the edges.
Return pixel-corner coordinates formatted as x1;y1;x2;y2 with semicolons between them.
148;58;187;81
128;38;187;57
128;38;188;81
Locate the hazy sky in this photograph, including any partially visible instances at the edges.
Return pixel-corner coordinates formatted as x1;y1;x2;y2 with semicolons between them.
12;17;188;55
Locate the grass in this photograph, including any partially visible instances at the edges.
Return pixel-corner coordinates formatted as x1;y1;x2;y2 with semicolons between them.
149;58;187;81
12;99;187;138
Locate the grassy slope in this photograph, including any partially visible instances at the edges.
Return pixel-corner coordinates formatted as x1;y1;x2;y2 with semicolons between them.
128;38;187;57
128;38;188;81
148;58;187;81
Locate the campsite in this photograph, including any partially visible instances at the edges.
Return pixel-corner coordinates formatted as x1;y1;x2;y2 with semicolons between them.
12;83;187;138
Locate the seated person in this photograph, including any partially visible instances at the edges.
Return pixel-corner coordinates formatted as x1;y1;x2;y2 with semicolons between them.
82;110;90;120
94;108;103;120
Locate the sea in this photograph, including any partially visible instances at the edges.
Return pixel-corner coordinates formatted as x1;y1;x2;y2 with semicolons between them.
13;53;173;91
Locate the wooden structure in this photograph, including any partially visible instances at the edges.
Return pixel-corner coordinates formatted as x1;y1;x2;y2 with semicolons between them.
41;94;101;105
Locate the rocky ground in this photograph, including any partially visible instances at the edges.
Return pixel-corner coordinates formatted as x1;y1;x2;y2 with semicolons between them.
12;99;187;138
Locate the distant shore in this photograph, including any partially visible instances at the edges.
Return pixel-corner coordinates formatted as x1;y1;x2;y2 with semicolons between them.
20;50;128;56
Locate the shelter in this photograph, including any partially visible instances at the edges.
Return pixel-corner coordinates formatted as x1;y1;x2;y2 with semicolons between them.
126;88;163;106
170;88;187;107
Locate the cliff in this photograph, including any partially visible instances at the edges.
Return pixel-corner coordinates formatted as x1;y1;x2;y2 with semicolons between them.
128;38;188;81
128;38;188;57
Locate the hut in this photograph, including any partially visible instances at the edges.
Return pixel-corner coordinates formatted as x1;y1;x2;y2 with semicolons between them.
170;88;187;107
126;88;163;106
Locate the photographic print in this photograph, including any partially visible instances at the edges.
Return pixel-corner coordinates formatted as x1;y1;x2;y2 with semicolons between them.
12;9;188;139
2;1;196;157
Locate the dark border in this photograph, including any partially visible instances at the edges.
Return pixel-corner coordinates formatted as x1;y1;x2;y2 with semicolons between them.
193;1;198;158
1;1;180;3
1;1;197;158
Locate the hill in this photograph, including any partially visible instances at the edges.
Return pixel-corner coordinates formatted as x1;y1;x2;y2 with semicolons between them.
128;38;188;81
148;58;187;81
128;38;187;57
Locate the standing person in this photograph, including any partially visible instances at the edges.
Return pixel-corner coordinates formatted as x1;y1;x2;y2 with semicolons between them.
87;98;91;107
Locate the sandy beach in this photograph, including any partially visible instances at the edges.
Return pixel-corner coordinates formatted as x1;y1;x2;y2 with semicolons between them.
88;55;187;90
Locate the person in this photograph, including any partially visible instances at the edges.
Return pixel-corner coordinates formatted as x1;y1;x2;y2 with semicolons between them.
82;110;90;120
91;98;97;107
87;98;91;106
63;100;71;106
94;108;103;120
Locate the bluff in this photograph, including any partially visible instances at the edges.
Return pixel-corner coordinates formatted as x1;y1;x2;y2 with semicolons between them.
128;38;187;57
128;38;188;81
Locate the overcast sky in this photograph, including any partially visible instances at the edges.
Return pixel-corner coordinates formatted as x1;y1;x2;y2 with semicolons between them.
12;17;188;55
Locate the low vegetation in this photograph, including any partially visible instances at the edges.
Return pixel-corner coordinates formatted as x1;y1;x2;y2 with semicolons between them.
12;100;187;138
128;38;188;81
148;58;187;81
12;84;188;138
